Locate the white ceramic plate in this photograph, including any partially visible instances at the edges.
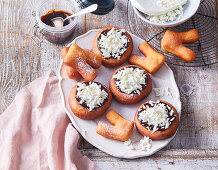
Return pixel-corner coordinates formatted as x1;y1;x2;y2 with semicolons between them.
130;0;200;27
58;29;181;159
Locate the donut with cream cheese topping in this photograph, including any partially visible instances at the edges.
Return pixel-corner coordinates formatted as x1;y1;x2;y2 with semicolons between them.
93;26;133;67
110;65;152;104
135;100;179;140
69;81;112;119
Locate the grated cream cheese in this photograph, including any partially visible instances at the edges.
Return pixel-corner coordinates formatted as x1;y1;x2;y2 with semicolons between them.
124;139;132;146
98;27;129;60
124;137;152;152
137;136;152;152
76;82;108;111
146;7;183;24
112;67;147;95
157;0;185;9
124;139;135;150
146;0;186;24
153;87;172;97
138;100;175;134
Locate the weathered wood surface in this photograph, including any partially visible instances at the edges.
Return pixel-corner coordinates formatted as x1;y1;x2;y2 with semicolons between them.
81;149;218;169
0;0;217;169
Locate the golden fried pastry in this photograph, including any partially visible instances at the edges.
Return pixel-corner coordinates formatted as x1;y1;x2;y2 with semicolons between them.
96;110;134;141
64;43;98;81
110;65;152;104
69;81;112;119
135;100;179;140
61;47;82;79
93;26;133;67
161;29;199;62
83;49;102;69
129;41;166;74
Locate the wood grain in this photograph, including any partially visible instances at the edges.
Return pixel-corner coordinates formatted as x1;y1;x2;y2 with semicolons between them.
0;0;218;168
0;0;85;113
81;149;218;169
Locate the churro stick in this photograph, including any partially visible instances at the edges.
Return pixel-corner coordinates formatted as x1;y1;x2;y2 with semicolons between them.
177;29;199;44
61;47;82;79
96;110;134;142
64;43;97;81
83;49;102;69
129;41;166;74
161;29;199;62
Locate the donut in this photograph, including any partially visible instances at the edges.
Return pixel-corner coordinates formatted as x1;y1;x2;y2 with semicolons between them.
93;26;133;67
161;29;199;62
69;81;112;119
134;100;179;140
129;41;166;74
96;110;134;141
110;65;152;104
61;47;82;79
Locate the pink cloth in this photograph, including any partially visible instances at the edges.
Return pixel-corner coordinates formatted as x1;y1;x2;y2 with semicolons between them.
0;70;98;170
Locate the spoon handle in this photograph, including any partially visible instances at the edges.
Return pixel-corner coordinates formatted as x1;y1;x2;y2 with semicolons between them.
64;4;98;21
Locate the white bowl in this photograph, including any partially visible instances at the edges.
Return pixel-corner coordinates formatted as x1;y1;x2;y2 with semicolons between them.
130;0;200;27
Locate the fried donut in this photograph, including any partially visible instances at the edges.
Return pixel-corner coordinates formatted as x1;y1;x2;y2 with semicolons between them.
135;100;179;140
69;81;112;119
161;29;199;62
110;65;152;104
61;47;82;79
129;41;166;74
96;110;134;141
83;49;102;69
93;26;133;67
64;43;98;81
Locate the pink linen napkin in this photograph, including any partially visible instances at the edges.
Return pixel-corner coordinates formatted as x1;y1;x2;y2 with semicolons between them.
0;70;99;170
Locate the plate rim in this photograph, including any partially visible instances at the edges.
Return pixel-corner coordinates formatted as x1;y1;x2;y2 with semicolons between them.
58;29;181;159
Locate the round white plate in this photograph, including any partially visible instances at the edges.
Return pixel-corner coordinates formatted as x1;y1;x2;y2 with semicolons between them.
130;0;200;27
58;29;181;159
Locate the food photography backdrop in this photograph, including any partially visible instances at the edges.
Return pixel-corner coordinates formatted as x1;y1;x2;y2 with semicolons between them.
0;0;217;169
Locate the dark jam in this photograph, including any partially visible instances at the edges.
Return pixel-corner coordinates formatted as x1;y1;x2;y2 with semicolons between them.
114;66;148;94
41;9;73;27
138;101;176;131
75;82;109;110
97;28;129;59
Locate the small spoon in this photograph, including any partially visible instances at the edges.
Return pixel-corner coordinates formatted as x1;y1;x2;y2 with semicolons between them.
51;4;98;28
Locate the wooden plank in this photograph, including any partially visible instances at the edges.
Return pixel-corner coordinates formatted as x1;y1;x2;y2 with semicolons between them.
84;0;130;31
81;149;218;169
216;0;218;18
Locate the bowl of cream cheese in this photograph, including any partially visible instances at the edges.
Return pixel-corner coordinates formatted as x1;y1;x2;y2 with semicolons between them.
130;0;200;27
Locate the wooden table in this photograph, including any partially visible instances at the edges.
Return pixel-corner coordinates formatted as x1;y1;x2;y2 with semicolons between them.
0;0;217;169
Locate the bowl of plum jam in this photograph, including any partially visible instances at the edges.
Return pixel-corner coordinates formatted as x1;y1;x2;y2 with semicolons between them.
36;0;79;44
